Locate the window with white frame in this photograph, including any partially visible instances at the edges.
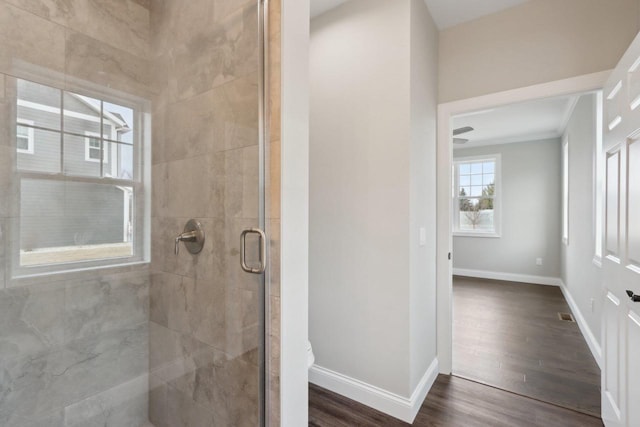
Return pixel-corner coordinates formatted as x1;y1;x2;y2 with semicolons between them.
562;137;569;245
16;119;34;154
13;77;148;276
453;155;500;236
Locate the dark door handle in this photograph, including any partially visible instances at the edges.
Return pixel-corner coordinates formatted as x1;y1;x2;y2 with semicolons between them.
626;290;640;302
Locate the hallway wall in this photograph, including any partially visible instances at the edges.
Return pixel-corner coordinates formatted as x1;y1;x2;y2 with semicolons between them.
561;93;603;351
310;0;412;397
439;0;640;102
309;0;439;418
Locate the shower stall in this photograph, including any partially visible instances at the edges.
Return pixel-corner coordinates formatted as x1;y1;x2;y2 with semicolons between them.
0;0;276;425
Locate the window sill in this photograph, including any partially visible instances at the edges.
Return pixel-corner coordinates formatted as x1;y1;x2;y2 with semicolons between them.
453;231;501;238
9;260;149;288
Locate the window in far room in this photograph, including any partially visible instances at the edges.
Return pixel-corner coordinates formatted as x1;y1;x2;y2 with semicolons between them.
453;155;501;237
562;136;569;245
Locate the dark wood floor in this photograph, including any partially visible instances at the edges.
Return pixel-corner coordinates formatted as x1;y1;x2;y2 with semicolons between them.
309;375;603;426
452;276;601;417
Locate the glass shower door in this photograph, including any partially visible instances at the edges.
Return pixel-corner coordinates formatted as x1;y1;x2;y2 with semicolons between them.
0;0;267;426
147;0;267;425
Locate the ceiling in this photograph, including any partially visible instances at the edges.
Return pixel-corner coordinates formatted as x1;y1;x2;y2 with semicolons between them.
310;0;531;28
423;0;530;29
311;0;349;18
452;95;579;149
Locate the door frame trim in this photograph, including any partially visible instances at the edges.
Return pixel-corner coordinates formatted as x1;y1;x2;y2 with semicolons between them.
436;71;610;374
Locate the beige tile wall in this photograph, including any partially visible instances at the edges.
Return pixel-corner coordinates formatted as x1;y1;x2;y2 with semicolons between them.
0;0;281;424
147;0;275;426
268;0;282;425
0;1;153;426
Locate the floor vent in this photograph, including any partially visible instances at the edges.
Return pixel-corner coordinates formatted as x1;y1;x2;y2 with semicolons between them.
558;312;576;322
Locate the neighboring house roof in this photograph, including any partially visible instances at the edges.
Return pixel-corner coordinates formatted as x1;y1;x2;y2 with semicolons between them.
17;95;131;136
70;94;131;133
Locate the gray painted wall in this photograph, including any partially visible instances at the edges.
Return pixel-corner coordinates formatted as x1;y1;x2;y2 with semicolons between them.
453;138;562;278
310;0;439;400
409;0;438;393
310;0;411;397
561;93;602;344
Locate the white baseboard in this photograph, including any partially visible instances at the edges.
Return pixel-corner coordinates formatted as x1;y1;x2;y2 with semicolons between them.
309;358;439;423
453;268;562;287
559;280;603;369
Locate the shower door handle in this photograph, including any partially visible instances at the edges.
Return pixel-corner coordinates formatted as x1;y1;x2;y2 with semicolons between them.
240;228;267;274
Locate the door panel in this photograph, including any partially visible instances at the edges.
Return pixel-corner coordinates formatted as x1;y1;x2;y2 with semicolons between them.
628;139;640;265
606;150;621;257
604;292;621;412
603;31;640;427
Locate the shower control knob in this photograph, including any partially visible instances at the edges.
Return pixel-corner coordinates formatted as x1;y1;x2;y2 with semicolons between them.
175;219;205;255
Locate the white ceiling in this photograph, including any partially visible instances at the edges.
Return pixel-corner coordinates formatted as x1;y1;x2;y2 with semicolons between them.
452;95;579;149
424;0;530;29
311;0;349;18
310;0;531;28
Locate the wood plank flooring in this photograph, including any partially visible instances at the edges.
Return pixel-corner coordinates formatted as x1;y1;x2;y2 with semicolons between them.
309;375;603;426
452;276;601;417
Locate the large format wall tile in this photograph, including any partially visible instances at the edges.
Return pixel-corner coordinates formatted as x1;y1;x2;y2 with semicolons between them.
1;410;64;427
65;31;151;98
0;218;6;288
0;285;65;362
148;322;258;427
164;90;220;162
165;4;259;103
0;3;65;75
266;2;282;424
148;0;276;425
64;374;149;427
0;147;12;218
59;324;148;405
0;73;9;148
3;0;151;59
0;0;154;426
64;272;149;342
215;73;259;152
0;293;148;425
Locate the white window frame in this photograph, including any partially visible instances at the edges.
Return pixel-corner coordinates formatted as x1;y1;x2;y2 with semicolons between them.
453;153;501;238
16;119;35;154
10;75;150;280
562;136;570;245
84;131;109;163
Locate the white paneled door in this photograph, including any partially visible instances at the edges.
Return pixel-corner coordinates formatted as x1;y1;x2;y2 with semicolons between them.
602;31;640;427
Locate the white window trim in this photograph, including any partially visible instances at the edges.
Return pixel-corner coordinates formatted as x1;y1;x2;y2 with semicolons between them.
562;136;570;245
10;74;150;281
84;131;108;163
452;153;502;238
16;119;35;154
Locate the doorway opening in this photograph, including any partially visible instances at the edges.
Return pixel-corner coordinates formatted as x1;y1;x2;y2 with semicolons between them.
439;82;606;418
